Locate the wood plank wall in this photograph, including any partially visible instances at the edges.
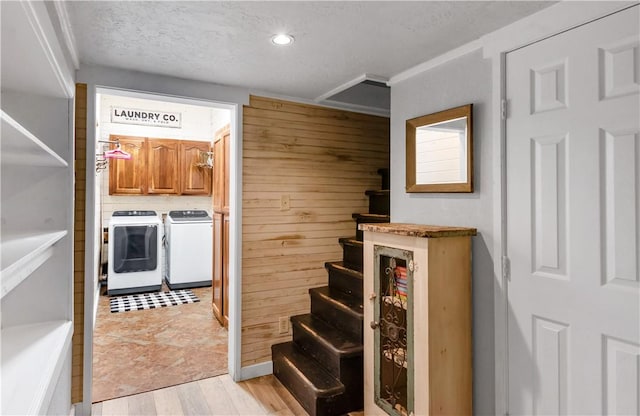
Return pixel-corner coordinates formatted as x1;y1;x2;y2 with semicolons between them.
72;83;87;402
241;96;389;366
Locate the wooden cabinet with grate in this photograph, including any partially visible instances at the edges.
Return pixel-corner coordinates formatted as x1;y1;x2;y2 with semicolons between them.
362;223;476;416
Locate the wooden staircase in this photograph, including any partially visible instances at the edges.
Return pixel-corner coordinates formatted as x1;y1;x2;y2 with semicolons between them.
272;169;390;416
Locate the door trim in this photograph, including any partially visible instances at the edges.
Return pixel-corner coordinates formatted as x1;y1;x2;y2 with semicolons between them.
81;85;242;414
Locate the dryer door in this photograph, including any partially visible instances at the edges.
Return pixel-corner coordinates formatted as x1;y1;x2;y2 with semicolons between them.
112;225;158;273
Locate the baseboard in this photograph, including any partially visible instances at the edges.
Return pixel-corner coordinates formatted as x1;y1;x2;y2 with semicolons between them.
239;361;273;381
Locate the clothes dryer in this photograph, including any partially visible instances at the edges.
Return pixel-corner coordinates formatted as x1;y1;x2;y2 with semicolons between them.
108;210;163;295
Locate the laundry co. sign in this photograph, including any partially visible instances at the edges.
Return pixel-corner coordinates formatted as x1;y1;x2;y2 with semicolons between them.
111;107;182;128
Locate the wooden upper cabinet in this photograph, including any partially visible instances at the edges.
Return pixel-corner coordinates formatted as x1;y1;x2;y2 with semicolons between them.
109;136;147;195
180;141;212;195
147;139;179;194
109;136;212;196
213;125;230;213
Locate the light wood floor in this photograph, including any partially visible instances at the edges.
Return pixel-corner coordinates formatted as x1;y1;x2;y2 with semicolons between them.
93;373;309;416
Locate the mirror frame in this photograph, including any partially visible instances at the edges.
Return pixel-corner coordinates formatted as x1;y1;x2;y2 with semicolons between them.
406;103;473;193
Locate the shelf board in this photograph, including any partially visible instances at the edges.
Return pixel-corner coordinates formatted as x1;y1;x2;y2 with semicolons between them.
1;111;68;167
1;320;73;415
1;231;67;299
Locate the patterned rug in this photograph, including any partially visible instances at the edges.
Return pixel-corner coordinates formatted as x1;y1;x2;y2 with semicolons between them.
110;289;199;313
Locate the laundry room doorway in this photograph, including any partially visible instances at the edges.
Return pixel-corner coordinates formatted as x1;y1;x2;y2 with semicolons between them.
88;87;235;403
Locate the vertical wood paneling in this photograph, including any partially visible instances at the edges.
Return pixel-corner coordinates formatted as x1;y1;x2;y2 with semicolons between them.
72;83;87;403
241;95;389;366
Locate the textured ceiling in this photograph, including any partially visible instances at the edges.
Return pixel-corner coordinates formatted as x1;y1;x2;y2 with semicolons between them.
67;1;553;101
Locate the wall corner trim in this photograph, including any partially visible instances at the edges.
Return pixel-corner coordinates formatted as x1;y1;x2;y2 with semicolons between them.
238;361;273;381
252;89;389;117
388;40;482;86
314;73;389;102
52;1;80;70
22;1;75;98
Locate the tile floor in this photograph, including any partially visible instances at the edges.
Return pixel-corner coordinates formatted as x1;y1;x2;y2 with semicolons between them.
92;284;228;403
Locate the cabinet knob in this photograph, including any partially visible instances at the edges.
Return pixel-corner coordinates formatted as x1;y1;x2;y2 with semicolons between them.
369;292;377;300
370;321;379;329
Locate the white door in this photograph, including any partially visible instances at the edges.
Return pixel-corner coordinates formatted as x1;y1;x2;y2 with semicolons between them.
506;6;640;415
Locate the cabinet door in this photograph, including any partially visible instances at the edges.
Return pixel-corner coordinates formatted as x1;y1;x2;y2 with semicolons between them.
212;212;225;325
223;132;230;212
213;135;225;212
147;139;179;194
222;214;230;327
109;136;147;195
213;125;230;213
179;141;211;195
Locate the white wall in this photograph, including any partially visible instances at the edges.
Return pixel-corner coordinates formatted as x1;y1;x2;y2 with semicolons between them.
390;49;495;415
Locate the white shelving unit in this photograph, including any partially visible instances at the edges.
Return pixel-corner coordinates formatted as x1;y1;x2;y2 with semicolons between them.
1;321;73;415
1;1;75;415
1;110;69;167
1;231;68;299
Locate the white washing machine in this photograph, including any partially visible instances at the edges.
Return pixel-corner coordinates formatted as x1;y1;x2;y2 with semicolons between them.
108;210;163;295
165;210;213;289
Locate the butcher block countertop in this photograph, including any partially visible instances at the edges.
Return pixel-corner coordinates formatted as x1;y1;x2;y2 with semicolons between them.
358;223;477;238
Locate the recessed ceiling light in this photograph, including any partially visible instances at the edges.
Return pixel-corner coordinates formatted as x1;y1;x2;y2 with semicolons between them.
271;34;294;46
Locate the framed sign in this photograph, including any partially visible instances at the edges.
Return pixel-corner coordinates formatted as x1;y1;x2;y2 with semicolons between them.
111;107;182;128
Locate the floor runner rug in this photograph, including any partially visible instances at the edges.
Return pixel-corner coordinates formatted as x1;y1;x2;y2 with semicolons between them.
110;289;199;313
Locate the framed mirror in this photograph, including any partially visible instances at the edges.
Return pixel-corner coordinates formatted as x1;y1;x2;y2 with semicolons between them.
406;104;473;193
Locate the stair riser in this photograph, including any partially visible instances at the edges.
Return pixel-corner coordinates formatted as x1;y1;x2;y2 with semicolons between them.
311;293;363;341
328;268;363;299
342;243;363;272
292;321;362;380
368;194;390;215
272;352;342;416
355;217;389;241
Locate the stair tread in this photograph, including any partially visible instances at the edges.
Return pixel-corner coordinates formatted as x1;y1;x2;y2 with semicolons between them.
324;261;363;278
351;213;390;220
292;314;362;357
310;286;363;318
338;237;362;247
365;189;390;196
272;342;345;397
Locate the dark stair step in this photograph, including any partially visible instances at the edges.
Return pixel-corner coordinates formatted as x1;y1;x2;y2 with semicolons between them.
310;286;363;341
378;168;390;190
291;314;363;379
272;342;350;416
338;238;363;272
352;213;391;241
325;261;363;299
365;189;390;216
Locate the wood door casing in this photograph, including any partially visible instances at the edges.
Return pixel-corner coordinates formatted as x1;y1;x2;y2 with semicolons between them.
180;141;212;195
109;135;147;195
147;139;179;194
